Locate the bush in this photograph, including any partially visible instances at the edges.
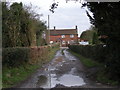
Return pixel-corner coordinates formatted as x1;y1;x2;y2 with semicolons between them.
2;43;60;68
2;47;30;67
68;44;106;63
69;44;120;82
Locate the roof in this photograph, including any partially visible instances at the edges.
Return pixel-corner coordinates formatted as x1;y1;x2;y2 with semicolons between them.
50;29;78;35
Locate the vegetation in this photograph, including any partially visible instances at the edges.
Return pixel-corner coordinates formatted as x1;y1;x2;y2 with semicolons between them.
2;2;59;88
3;64;39;88
85;2;120;82
2;45;59;88
2;47;30;67
69;48;118;86
80;26;100;45
68;49;100;68
68;44;120;85
68;45;107;63
2;2;47;47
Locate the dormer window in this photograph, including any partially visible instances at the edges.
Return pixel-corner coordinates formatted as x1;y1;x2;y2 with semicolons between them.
61;35;65;38
70;34;74;38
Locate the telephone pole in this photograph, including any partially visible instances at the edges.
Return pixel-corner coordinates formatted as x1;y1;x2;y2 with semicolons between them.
47;15;50;44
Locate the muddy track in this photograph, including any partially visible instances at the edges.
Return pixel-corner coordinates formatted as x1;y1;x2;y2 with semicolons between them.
16;47;115;89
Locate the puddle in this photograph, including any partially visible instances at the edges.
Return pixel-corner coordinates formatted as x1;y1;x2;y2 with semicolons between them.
37;73;86;88
36;49;86;88
59;74;86;87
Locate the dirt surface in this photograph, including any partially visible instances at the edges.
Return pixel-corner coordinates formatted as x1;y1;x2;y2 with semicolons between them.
15;47;115;89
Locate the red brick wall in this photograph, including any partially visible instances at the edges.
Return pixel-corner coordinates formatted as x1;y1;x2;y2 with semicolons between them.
50;34;78;47
50;35;61;42
61;35;78;42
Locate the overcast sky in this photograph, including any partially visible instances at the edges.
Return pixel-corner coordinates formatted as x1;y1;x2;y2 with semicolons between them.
11;0;92;37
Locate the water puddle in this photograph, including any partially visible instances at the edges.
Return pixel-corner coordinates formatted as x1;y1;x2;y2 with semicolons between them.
36;49;86;88
58;74;85;87
37;73;86;88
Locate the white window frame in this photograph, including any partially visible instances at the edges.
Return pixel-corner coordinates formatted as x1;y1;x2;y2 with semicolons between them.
70;34;74;38
61;35;65;38
62;40;66;44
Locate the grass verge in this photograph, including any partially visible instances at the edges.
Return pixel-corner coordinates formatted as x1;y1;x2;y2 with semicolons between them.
2;64;39;88
68;49;101;68
68;49;119;86
2;47;59;88
96;69;119;86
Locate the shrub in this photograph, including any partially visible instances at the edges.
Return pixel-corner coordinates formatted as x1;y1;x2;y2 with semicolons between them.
2;43;60;68
69;44;120;82
68;44;106;63
2;47;30;67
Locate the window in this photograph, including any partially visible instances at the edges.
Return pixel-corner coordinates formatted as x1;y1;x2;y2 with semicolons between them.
50;41;53;44
62;41;66;44
70;34;74;38
70;40;74;44
61;35;65;38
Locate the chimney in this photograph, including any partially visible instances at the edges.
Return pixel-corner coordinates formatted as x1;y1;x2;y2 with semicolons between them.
75;25;77;30
54;26;56;30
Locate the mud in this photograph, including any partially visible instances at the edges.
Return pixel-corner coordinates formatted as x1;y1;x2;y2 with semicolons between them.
17;47;113;89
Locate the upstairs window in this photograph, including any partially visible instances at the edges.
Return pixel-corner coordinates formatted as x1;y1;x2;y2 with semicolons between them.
70;34;74;38
61;35;65;38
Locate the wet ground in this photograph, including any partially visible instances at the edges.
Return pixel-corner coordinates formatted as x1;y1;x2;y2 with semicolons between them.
17;47;113;89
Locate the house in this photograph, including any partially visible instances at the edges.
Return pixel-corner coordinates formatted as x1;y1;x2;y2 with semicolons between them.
49;26;78;47
78;37;89;45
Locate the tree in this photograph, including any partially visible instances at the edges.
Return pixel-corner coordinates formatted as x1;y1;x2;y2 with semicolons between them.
2;2;12;47
80;26;99;44
86;2;120;81
2;2;47;47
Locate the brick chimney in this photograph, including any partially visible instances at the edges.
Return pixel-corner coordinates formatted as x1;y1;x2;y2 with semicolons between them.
53;26;56;35
54;26;56;30
75;25;78;30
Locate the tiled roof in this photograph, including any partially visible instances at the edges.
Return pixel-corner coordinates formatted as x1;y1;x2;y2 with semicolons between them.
50;29;78;35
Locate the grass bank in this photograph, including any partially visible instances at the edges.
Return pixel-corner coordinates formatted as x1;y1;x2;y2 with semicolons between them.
68;49;100;68
68;49;119;86
2;47;59;88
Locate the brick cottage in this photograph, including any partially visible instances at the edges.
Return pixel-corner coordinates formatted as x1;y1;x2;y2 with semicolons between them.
49;26;78;47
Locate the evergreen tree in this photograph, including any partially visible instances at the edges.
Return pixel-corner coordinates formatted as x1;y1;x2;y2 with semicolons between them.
86;2;120;81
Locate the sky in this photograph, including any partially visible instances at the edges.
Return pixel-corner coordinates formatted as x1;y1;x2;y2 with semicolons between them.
10;0;92;37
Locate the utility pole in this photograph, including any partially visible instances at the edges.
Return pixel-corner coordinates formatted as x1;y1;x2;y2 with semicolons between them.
48;15;51;88
47;15;50;44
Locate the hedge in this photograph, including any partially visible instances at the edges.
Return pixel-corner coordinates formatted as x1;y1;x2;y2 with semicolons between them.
68;44;120;81
2;43;60;67
68;44;107;63
2;47;30;67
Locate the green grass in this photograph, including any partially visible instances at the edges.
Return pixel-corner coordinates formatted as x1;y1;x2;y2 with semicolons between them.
96;69;119;86
2;64;40;88
2;47;60;88
68;49;101;68
47;47;60;62
68;49;119;86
